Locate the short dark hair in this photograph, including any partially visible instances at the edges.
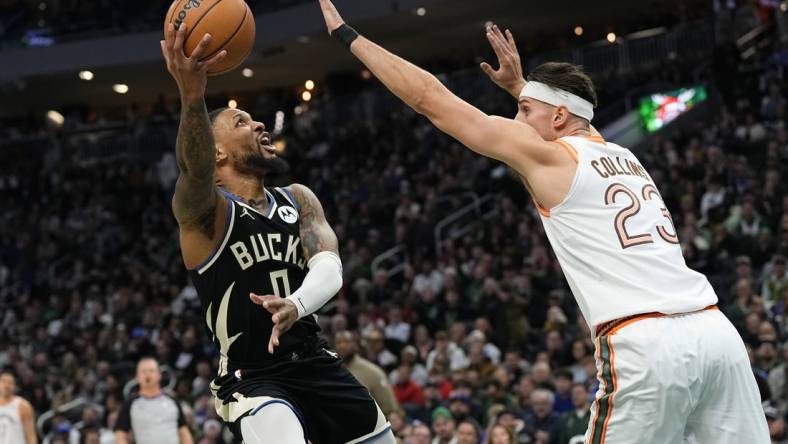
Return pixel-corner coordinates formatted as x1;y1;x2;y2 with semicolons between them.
527;62;598;109
208;107;230;126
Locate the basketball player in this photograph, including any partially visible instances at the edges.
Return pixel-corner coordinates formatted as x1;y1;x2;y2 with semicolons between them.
0;371;37;444
316;1;769;442
159;23;395;444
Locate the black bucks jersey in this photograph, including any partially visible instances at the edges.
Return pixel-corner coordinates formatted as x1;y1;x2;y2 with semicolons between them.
188;187;320;374
187;187;388;444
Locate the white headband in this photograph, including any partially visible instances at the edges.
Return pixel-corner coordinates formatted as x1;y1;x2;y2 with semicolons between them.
519;81;594;121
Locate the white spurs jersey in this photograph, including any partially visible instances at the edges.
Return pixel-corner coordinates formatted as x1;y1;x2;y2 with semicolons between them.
0;397;26;444
536;135;717;328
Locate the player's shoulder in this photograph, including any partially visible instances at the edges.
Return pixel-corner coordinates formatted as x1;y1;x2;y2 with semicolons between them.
122;392;142;407
16;396;33;412
283;183;321;211
160;392;183;409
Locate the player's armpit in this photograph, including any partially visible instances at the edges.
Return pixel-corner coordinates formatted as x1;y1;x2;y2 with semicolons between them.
172;176;225;235
287;184;339;261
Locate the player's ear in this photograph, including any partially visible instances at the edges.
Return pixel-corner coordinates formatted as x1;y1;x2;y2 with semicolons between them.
553;106;569;128
216;144;228;163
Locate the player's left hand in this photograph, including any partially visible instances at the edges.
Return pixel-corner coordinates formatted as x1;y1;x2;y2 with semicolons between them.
249;293;299;354
481;24;525;99
317;0;345;34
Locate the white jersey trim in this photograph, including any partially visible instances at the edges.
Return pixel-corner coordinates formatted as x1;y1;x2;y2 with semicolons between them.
275;187;299;209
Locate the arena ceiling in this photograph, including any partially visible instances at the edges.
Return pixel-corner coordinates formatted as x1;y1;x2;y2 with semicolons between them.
0;0;701;118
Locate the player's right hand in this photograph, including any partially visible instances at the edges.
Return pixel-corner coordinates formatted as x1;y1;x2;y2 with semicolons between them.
480;24;526;99
160;23;227;103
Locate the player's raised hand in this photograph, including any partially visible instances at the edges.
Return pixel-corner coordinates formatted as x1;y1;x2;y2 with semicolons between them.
480;24;526;99
317;0;346;34
249;293;299;354
160;23;227;102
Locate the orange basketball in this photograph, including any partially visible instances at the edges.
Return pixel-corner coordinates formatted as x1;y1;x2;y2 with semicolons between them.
164;0;255;76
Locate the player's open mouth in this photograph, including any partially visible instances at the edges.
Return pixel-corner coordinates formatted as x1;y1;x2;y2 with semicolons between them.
258;133;276;153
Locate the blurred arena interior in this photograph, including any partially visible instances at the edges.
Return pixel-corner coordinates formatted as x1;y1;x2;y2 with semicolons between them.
0;0;787;443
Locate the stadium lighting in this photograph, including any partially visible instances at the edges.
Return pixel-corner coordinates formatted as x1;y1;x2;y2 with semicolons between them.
574;26;584;36
305;80;315;91
242;68;254;78
415;7;426;16
302;91;312;102
46;110;64;126
228;99;238;109
606;32;617;43
79;70;94;81
112;84;129;94
274;110;285;134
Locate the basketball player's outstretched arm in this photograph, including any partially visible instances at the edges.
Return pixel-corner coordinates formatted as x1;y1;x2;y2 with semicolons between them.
161;23;229;268
250;184;342;353
316;0;565;178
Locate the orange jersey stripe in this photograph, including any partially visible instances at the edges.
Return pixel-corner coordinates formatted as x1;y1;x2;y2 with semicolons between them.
555;139;579;163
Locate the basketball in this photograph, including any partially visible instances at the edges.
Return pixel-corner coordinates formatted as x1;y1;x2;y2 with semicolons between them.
164;0;255;76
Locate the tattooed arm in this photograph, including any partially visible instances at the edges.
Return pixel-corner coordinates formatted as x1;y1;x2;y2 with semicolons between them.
249;184;342;354
288;183;339;259
171;99;221;234
160;22;229;268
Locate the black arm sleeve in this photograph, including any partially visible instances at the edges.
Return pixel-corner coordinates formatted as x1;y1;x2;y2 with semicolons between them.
173;396;187;428
114;399;133;432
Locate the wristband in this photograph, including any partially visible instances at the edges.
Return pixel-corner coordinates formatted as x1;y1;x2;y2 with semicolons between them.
332;24;359;48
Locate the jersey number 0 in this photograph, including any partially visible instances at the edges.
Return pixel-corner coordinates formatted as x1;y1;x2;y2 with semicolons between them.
269;269;292;297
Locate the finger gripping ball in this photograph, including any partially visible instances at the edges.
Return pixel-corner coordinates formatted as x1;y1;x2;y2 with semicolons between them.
164;0;255;76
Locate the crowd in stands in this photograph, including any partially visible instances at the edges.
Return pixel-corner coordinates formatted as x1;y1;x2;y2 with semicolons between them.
0;2;786;444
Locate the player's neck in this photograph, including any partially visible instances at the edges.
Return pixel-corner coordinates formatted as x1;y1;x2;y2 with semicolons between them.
0;395;14;404
221;176;268;209
139;387;162;398
560;121;592;139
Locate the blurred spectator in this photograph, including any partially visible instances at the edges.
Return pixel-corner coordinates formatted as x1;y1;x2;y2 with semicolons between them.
334;331;400;416
431;407;457;444
394;364;427;413
484;424;517;444
409;423;433;444
765;403;788;444
770;344;788;410
522;389;560;441
363;329;399;371
551;370;574;414
455;419;482;444
762;255;787;308
553;383;591;444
